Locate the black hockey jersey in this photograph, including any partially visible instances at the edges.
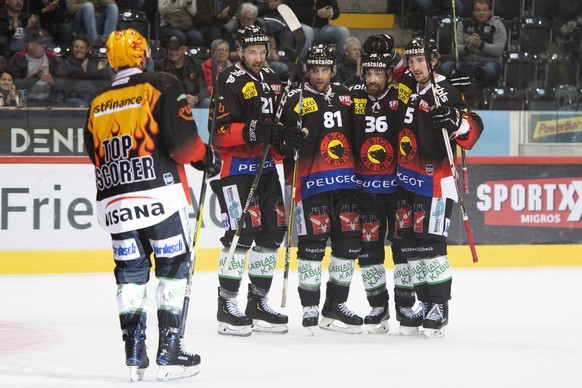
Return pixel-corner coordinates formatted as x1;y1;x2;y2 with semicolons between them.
210;62;283;178
281;82;357;202
350;83;399;195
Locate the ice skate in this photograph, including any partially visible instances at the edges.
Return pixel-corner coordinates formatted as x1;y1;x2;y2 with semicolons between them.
156;327;200;381
123;328;149;382
319;299;363;334
302;306;320;334
217;288;252;336
398;302;427;336
423;302;448;338
245;287;288;334
364;304;390;334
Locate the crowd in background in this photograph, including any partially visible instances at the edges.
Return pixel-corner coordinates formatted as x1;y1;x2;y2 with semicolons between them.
0;0;581;108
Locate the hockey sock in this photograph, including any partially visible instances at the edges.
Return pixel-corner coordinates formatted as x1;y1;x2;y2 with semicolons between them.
297;258;322;306
218;247;247;293
408;258;429;302
360;263;388;307
156;278;187;315
248;246;277;291
327;256;355;303
423;255;453;302
394;263;416;307
117;283;148;331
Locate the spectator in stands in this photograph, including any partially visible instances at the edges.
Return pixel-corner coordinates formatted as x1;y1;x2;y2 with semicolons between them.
0;0;29;58
155;35;211;108
0;69;18;106
554;0;582;58
202;38;232;95
223;2;288;76
159;0;205;47
335;36;361;86
8;29;67;106
439;0;506;88
252;0;293;49
194;0;240;46
29;0;72;46
62;34;113;106
288;0;349;60
66;0;119;46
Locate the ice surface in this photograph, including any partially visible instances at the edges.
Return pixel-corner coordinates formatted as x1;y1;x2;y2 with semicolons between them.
1;268;580;387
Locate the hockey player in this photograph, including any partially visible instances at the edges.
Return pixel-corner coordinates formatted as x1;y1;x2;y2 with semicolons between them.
395;37;483;338
350;48;417;334
280;44;363;334
209;25;303;336
83;29;221;381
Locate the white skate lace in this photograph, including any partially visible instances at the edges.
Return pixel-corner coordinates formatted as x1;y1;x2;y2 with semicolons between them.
338;303;358;317
303;306;319;319
178;340;196;358
369;306;386;317
259;298;279;315
425;303;443;322
226;299;245;317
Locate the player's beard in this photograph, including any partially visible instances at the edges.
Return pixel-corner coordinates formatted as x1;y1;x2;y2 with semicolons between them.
366;81;386;97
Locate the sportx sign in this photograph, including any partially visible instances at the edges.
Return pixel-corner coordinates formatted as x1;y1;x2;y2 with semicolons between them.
476;178;582;228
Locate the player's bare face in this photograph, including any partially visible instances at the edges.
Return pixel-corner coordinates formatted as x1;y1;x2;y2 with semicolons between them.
307;65;334;92
241;44;267;75
407;55;431;87
365;68;389;97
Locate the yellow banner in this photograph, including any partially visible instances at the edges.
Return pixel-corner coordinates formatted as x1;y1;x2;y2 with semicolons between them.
533;115;582;140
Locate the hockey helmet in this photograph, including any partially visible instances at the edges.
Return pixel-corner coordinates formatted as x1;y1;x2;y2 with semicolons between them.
106;28;148;70
404;37;440;62
236;25;270;49
305;44;336;72
361;34;394;56
361;52;395;76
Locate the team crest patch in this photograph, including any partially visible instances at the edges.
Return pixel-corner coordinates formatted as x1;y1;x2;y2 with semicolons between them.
361;215;380;242
320;132;350;167
398;128;417;164
360;137;394;172
309;207;330;234
242;81;258;99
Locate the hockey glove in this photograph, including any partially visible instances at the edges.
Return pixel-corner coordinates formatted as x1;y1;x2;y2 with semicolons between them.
244;120;280;145
191;144;222;178
430;106;462;135
276;126;306;156
448;68;471;93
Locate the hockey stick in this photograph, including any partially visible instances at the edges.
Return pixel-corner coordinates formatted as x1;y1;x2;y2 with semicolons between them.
451;0;469;194
423;31;479;263
180;52;220;338
276;4;307;308
223;4;306;277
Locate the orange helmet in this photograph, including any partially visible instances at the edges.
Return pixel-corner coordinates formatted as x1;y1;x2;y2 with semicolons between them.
106;28;148;70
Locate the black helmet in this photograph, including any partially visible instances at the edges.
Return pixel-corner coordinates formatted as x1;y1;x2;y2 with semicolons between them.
361;34;394;56
361;52;395;74
404;37;439;61
305;44;336;69
236;25;270;48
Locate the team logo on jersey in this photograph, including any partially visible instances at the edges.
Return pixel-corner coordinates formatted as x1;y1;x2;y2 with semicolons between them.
398;83;412;104
242;82;258;99
339;205;360;232
295;97;318;114
320;132;350;167
353;98;367;114
361;215;380;242
339;94;352;106
398;128;417;164
309;207;330;234
360;137;394;172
